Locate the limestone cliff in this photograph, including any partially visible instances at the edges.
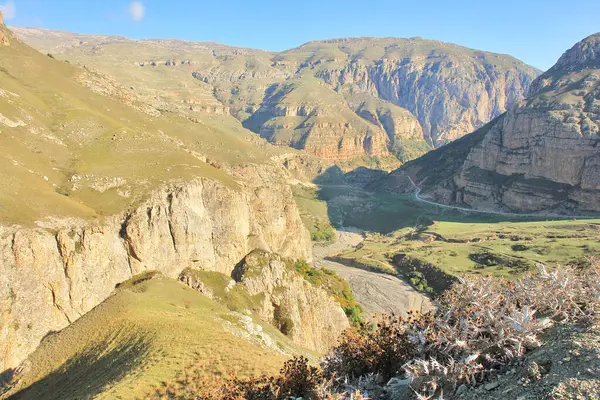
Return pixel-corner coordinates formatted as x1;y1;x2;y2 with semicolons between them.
0;173;311;371
384;33;600;214
231;250;349;353
0;12;9;46
0;17;329;376
308;38;539;146
242;80;394;161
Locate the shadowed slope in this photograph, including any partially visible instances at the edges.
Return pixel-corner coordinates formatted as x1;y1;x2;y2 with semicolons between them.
1;276;304;399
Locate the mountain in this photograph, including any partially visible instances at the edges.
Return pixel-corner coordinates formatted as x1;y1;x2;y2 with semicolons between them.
0;12;348;379
12;28;539;162
0;275;307;399
383;33;600;214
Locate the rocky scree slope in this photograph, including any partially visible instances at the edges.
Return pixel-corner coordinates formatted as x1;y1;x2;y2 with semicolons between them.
383;33;600;214
0;15;317;372
13;28;539;161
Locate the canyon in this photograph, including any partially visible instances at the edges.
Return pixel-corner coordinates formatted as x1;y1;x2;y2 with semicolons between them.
13;28;539;161
385;33;600;214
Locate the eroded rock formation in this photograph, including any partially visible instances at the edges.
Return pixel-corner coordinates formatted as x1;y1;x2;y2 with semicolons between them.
0;174;311;371
232;250;349;353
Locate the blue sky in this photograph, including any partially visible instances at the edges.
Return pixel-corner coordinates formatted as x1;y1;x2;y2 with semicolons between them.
2;0;599;70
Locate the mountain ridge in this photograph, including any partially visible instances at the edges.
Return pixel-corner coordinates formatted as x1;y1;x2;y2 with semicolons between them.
382;32;600;214
12;25;540;160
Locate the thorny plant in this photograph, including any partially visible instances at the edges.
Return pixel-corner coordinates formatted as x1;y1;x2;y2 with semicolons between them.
155;262;600;399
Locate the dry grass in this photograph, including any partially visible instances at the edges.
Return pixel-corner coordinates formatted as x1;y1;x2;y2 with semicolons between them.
1;276;299;399
170;261;600;399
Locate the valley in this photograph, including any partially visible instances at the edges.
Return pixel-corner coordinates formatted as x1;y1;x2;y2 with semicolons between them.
0;6;599;400
295;173;600;288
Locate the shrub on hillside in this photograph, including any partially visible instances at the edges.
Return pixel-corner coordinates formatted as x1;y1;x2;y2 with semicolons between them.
326;261;600;397
311;221;337;243
158;261;600;399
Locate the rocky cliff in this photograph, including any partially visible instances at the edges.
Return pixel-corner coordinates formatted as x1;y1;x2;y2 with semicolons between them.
304;38;539;146
231;250;349;353
13;29;538;161
0;12;9;46
0;18;316;372
0;174;311;371
384;33;600;214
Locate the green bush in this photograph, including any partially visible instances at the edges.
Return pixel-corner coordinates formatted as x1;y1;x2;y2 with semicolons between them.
291;260;363;326
310;222;336;243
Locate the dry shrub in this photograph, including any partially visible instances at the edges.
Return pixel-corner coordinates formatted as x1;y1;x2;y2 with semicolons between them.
156;262;600;399
325;262;600;397
323;313;418;380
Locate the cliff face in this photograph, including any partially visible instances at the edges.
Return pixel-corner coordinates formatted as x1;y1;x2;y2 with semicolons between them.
386;33;600;214
0;173;311;371
232;250;349;353
315;54;537;146
0;12;9;46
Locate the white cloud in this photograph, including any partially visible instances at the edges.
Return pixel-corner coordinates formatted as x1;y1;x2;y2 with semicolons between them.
0;0;16;20
128;1;145;22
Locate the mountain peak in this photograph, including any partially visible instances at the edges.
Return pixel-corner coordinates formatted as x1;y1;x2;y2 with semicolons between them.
554;32;600;70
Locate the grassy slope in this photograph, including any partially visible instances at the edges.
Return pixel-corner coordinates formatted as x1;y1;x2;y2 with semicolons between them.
338;217;600;279
295;179;600;280
4;277;306;400
0;28;277;225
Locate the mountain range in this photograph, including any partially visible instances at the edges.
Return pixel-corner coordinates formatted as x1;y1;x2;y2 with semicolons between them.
13;26;540;163
1;9;600;399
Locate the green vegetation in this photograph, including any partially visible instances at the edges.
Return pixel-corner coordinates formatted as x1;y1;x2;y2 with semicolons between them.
178;268;265;313
291;260;363;326
310;221;337;242
3;275;301;399
336;217;600;287
0;33;282;226
152;264;600;399
292;185;337;243
301;174;600;289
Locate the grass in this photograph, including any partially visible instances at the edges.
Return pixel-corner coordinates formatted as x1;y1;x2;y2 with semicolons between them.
0;32;282;225
336;217;600;282
3;275;309;399
178;268;266;313
298;178;600;287
292;184;338;243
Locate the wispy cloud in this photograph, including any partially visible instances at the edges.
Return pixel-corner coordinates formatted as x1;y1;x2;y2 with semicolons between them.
128;1;145;22
0;0;16;20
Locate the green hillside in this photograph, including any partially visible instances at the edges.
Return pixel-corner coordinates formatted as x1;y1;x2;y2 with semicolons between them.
2;275;308;399
0;25;278;225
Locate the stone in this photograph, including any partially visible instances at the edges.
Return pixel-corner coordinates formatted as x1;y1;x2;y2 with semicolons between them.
455;384;468;396
231;250;349;352
0;172;312;371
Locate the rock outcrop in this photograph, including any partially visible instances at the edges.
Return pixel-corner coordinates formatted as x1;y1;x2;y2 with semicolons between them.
310;40;539;146
232;250;349;353
385;33;600;214
0;175;311;371
0;18;325;375
0;11;11;46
